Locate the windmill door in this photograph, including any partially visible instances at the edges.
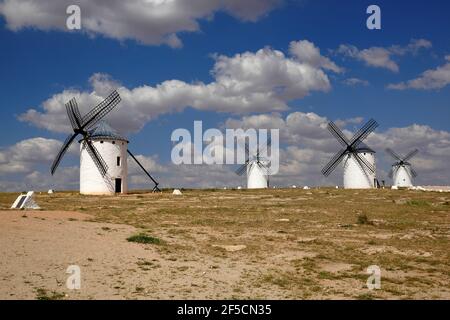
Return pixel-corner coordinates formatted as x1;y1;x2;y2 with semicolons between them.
115;178;122;193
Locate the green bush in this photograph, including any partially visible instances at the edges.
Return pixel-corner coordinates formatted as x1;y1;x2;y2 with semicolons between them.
127;233;162;245
357;213;373;225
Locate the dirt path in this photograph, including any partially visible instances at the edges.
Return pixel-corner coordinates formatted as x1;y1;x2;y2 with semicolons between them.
0;210;262;300
0;210;162;299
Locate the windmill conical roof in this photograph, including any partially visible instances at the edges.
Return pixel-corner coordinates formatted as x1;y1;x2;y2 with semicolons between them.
87;120;128;142
355;142;375;153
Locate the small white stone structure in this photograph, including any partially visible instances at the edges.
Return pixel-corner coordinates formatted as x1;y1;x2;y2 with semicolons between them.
11;191;40;209
342;148;376;189
48;189;54;194
172;189;182;195
247;160;269;189
80;121;128;195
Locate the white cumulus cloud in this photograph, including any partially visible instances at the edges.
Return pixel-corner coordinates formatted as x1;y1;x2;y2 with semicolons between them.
0;0;282;47
387;55;450;90
289;40;343;73
19;42;337;134
336;39;432;72
0;137;79;191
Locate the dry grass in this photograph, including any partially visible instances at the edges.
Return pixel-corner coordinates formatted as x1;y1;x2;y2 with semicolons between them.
0;188;449;299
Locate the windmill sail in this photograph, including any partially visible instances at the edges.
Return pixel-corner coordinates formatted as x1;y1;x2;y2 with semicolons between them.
321;119;378;189
50;90;121;176
321;119;378;177
386;148;419;185
235;137;271;189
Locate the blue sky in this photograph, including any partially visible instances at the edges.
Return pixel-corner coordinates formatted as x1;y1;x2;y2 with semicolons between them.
0;0;449;190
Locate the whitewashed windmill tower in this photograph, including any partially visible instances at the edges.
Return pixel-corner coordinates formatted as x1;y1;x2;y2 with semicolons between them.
247;162;269;189
50;90;161;194
235;139;271;189
322;119;379;189
79;121;128;194
386;148;418;187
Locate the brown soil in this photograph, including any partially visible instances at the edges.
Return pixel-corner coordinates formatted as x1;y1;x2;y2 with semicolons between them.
0;188;449;300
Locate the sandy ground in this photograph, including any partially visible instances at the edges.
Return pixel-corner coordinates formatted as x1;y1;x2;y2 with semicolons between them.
0;189;449;300
0;210;266;300
0;210;151;299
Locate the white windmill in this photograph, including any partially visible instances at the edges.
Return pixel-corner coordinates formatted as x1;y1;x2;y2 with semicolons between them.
79;121;129;194
322;119;379;189
50;90;160;195
235;138;271;189
386;148;418;187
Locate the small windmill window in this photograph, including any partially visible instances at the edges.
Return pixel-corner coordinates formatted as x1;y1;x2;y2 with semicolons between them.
100;141;104;144
112;141;116;144
117;156;121;166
